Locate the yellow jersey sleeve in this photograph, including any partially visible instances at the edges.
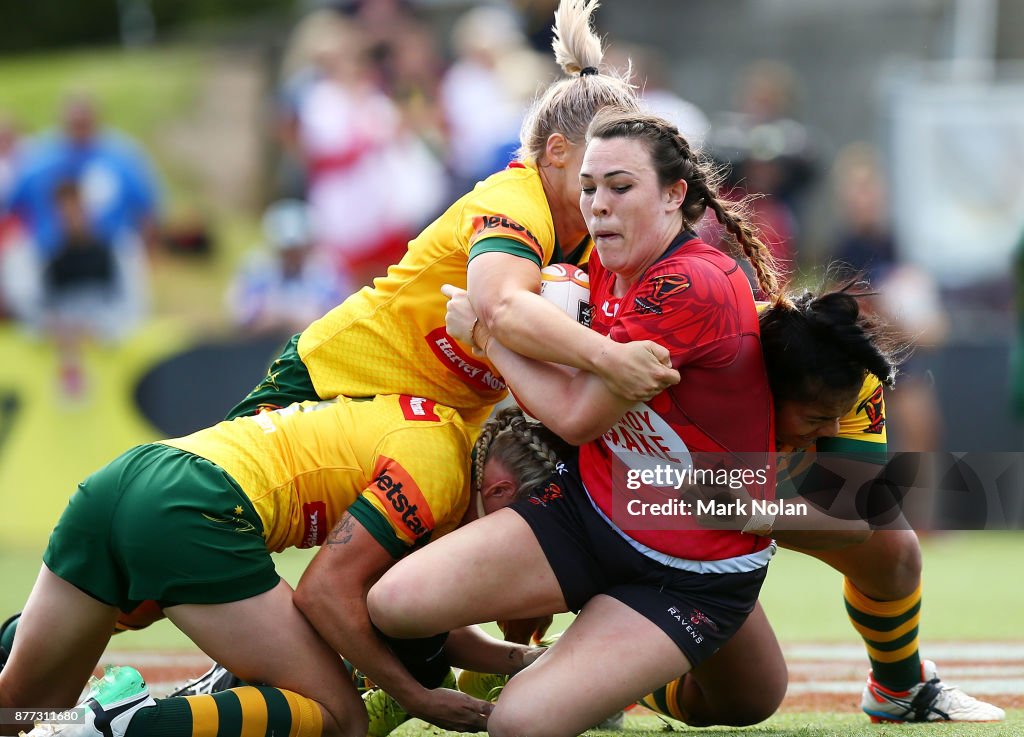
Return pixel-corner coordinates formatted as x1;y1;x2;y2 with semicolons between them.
463;164;557;267
295;165;559;427
347;397;472;558
161;395;471;555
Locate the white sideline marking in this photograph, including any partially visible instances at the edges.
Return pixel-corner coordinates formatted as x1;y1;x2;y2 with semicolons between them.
788;680;1024;696
785;643;1024;661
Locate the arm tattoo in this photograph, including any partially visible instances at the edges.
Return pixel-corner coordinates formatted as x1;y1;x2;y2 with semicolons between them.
327;514;356;545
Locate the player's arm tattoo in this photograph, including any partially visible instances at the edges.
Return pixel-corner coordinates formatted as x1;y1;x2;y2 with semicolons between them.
327;514;356;545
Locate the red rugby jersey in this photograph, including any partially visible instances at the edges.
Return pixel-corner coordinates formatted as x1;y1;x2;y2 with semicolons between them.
580;232;775;561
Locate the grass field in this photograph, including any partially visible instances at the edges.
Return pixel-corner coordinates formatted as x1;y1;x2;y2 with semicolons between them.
3;534;1022;735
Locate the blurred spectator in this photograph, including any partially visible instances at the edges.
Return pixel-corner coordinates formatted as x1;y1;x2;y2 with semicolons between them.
282;13;446;286
1;93;157;327
344;0;441;103
708;60;819;277
383;19;447;162
713;61;817;211
42;180;132;401
831;141;948;452
440;4;551;194
607;43;709;150
510;0;559;53
226;199;349;337
873;263;949;452
354;0;449;214
275;8;361;199
831;142;897;283
0;114;25;318
0;114;21;206
5;93;160;257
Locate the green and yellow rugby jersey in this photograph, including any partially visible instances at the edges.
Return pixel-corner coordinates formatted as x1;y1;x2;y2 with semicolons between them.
297;162;588;429
161;395;472;557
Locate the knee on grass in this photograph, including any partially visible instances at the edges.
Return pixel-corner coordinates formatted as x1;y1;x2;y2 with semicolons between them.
683;673;786;728
488;702;571;737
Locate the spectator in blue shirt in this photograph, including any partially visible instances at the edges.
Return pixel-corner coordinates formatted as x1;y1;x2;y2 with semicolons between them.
6;93;160;259
2;93;158;332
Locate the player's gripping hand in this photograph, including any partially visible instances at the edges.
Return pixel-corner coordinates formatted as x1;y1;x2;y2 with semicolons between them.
594;339;679;402
407;686;494;733
442;284;488;355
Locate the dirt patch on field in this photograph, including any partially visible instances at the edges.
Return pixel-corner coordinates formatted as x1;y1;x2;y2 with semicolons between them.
106;646;1024;717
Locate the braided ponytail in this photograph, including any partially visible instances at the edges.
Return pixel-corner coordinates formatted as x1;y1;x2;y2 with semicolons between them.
473;406;573;499
700;184;780;298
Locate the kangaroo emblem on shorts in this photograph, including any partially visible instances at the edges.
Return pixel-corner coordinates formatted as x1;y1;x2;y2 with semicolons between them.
202;507;257;534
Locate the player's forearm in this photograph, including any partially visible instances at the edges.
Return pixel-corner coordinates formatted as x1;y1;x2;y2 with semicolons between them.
442;626;539;675
484;339;623;444
294;589;428;707
484;289;609;373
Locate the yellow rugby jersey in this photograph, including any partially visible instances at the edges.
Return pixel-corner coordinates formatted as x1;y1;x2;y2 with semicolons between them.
297;163;586;428
160;395;472;556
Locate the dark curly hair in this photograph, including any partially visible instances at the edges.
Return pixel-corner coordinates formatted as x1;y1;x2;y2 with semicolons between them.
759;280;905;404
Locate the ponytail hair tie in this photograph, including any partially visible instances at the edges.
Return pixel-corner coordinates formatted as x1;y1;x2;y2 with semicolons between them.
580;66;599;76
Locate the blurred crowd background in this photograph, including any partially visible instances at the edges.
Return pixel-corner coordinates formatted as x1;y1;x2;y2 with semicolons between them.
1;0;1023;545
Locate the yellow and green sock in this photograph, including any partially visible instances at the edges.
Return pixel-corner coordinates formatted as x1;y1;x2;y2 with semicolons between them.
638;676;688;722
125;686;324;737
844;577;922;691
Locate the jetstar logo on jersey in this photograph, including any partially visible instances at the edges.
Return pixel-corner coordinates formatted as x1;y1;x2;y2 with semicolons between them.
400;395;440;422
371;457;436;540
472;214;543;258
300;501;327;548
858;384;885;434
634;274;691;315
426;327;507;394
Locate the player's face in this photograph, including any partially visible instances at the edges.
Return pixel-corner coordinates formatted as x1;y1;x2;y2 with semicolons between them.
775;390;859;449
580;136;684;285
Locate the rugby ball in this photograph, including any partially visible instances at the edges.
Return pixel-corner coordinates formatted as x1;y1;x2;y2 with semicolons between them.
540;264;591;326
